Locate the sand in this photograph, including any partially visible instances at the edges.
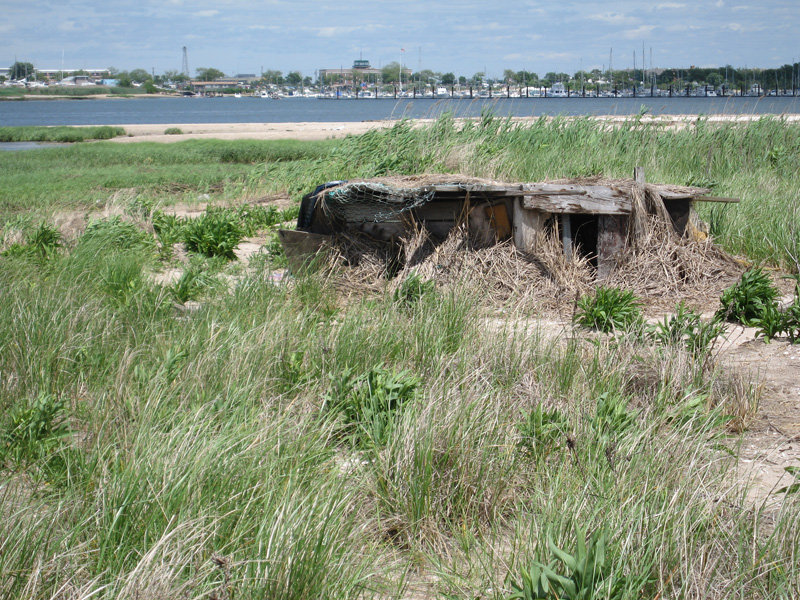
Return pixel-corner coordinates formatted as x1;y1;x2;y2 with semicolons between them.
108;113;800;144
109;120;411;143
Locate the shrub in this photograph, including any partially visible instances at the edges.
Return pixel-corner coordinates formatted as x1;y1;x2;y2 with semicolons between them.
715;267;778;326
164;127;183;135
574;287;643;333
1;222;62;260
650;302;727;359
393;271;436;307
99;255;145;305
183;209;244;260
168;266;220;303
27;222;63;257
587;392;638;439
324;366;420;448
518;405;570;458
1;393;71;468
506;526;652;600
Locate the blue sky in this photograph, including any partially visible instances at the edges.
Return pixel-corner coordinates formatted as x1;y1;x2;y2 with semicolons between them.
2;0;798;78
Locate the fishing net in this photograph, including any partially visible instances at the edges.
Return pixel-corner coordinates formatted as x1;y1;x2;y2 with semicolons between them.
315;176;508;224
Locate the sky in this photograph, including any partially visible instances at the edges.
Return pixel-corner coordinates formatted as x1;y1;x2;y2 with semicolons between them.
2;0;798;79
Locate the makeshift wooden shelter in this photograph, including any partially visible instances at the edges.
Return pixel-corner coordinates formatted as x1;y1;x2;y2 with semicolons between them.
279;169;739;279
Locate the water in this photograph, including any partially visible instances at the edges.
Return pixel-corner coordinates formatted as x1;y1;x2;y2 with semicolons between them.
1;95;799;127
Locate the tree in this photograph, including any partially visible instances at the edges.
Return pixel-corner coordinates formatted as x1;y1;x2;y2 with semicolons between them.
441;72;455;86
381;62;402;84
706;72;722;88
261;69;283;85
285;71;303;86
117;73;132;87
129;68;152;83
9;61;35;80
196;67;225;81
515;70;538;86
503;69;516;83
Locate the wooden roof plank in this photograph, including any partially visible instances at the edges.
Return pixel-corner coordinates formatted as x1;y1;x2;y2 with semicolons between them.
522;194;631;215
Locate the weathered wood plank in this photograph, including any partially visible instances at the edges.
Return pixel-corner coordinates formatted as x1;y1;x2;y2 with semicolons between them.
561;214;572;259
512;197;544;253
520;183;631;214
522;194;631;214
429;184;521;193
596;215;628;280
693;196;741;203
278;229;330;273
521;189;588;196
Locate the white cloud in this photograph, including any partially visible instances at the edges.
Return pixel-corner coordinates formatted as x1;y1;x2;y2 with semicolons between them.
715;0;725;6
655;3;686;8
665;24;702;31
313;24;384;37
587;12;639;25
621;25;657;39
453;22;509;32
194;10;220;17
723;21;767;32
57;21;84;32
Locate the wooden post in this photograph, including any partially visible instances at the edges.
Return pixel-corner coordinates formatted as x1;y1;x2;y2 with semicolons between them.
561;214;572;260
512;198;543;253
597;215;628;280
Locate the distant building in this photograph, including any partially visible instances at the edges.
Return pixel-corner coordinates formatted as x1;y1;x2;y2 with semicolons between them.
37;69;110;81
58;75;98;86
319;59;410;88
190;79;242;92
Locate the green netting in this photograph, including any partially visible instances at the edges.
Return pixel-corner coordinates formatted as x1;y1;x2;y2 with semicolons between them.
321;181;479;223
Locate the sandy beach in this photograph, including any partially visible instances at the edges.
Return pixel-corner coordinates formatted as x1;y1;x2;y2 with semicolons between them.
109;120;408;143
108;114;800;143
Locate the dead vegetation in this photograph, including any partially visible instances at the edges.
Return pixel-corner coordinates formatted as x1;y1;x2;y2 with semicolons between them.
323;209;744;316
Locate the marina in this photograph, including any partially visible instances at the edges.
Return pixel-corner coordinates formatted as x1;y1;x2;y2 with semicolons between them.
1;95;800;127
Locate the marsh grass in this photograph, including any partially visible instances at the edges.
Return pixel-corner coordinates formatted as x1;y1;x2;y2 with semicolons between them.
0;126;125;142
1;115;799;599
2;115;798;266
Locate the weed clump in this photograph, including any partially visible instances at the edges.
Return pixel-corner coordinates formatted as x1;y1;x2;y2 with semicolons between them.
1;393;71;468
574;287;643;333
715;268;800;343
324;365;420;448
715;267;778;326
183;209;244;260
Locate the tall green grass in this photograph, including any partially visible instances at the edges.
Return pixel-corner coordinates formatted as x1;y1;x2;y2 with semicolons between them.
1;115;799;598
0;126;125;142
1;224;797;598
2;115;798;266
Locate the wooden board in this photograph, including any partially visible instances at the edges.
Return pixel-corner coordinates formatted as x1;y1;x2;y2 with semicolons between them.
278;229;330;273
522;194;631;215
520;184;632;215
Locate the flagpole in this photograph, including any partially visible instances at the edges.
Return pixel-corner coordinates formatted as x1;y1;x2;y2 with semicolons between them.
399;49;403;92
